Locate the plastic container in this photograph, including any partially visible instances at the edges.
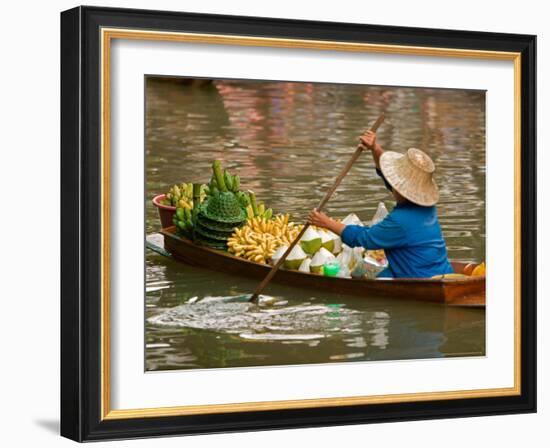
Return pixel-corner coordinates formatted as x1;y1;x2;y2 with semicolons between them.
152;194;176;229
323;260;341;277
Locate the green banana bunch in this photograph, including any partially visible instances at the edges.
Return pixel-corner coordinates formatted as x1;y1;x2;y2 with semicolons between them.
223;170;234;192
203;176;219;196
246;190;273;219
163;182;206;209
206;160;241;195
204;160;271;219
232;174;241;191
173;206;194;237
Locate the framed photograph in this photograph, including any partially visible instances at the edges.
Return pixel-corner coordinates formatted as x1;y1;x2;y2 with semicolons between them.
61;6;536;441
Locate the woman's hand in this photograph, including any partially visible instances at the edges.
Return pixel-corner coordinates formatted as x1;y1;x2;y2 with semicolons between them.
307;209;346;235
308;209;331;228
359;130;383;168
359;130;377;150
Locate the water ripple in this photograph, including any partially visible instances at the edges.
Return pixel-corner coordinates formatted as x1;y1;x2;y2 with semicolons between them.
148;296;364;343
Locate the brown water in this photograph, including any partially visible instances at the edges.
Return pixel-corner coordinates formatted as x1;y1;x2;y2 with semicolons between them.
145;77;486;371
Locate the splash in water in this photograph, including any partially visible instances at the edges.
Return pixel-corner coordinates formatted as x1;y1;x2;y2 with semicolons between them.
147;295;367;342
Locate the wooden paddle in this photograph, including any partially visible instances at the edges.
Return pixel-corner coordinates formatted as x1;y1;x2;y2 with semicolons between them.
249;113;385;302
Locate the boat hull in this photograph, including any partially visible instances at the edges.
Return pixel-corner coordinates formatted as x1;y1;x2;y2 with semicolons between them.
160;227;485;306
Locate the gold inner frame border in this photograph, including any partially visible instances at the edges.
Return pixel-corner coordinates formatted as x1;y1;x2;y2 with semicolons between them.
100;27;522;420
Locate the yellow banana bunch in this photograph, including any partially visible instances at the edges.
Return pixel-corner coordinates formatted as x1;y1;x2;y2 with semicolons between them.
227;214;303;264
177;198;193;210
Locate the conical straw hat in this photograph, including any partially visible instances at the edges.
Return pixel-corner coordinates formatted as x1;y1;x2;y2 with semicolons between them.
379;148;439;206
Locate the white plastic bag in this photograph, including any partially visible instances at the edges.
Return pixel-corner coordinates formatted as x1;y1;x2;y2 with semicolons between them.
336;204;390;279
371;202;389;225
341;213;363;226
336;245;352;269
337;265;351;278
349;247;368;278
362;254;389;279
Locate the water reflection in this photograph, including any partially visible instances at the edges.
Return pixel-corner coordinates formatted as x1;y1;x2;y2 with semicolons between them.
145;249;484;370
145;78;486;371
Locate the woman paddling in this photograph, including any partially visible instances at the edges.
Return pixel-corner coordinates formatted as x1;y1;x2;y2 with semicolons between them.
307;130;454;279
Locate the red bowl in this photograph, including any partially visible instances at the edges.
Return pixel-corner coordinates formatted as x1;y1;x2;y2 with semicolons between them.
152;194;176;229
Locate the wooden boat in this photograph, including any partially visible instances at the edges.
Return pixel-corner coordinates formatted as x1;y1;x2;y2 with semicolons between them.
157;227;485;307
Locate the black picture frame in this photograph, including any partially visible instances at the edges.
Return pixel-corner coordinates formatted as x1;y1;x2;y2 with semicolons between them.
61;5;536;442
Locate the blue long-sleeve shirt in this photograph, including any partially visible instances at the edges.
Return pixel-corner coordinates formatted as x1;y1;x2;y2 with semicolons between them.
341;203;453;278
341;168;453;278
